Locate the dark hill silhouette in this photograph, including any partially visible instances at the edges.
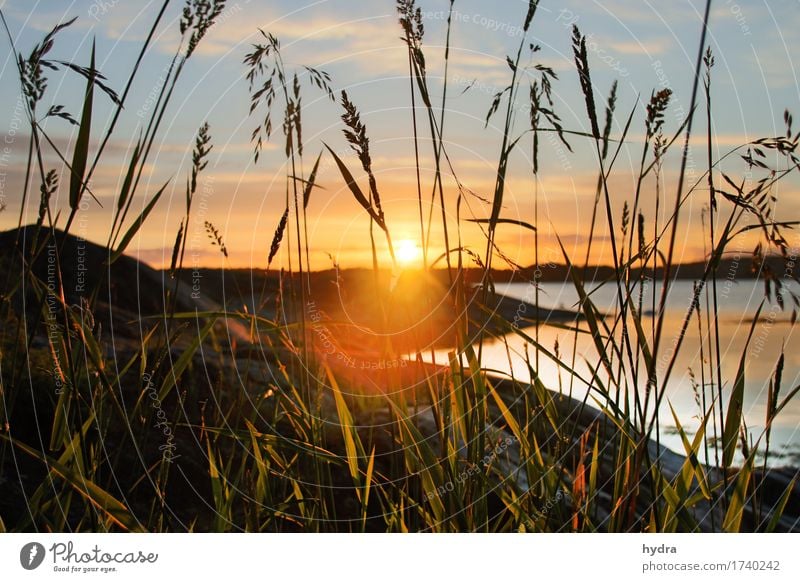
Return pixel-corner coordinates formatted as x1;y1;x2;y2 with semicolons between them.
1;226;170;314
0;226;205;346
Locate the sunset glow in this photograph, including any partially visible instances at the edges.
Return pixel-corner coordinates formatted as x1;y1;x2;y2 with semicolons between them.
1;1;797;270
395;239;422;266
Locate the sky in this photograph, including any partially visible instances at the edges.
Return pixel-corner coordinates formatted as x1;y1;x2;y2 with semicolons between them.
0;0;799;270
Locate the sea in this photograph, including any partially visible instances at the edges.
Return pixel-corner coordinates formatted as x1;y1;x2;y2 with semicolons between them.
428;279;800;467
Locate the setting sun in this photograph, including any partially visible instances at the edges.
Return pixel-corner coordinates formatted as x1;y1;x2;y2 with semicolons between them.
395;239;422;265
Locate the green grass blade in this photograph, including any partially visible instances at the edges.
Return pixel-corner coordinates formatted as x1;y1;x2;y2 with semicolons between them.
723;302;763;468
722;450;756;532
765;476;797;533
627;302;653;373
556;234;616;380
198;424;346;466
773;381;800;418
362;446;375;530
158;316;217;401
385;397;446;525
466;218;536;232
487;379;523;448
587;426;600;527
48;334;71;451
69;40;95;209
669;402;711;499
653;467;700;532
323;143;383;228
1;433;143;532
245;420;270;503
117;138;142;211
206;441;228;531
324;363;363;489
303;151;322;209
108;179;168;264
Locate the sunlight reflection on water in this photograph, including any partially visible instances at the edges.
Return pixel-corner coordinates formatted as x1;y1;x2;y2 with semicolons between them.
426;280;800;466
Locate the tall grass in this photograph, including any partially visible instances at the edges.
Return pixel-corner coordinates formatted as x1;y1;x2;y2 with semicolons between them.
1;0;799;533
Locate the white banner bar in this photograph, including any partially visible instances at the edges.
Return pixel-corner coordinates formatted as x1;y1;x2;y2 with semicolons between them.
0;533;797;581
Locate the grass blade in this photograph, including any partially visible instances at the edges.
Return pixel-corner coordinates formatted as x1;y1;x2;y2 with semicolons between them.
323;143;383;228
324;363;363;489
117;138;142;211
69;40;95;210
669;402;712;500
0;433;144;532
303;151;322;209
267;205;289;268
723;302;763;468
158;316;217;401
722;450;756;532
765;477;797;533
108;180;169;264
467;218;537;232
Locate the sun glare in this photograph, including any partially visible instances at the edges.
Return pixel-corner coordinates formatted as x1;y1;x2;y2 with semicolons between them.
395;239;422;265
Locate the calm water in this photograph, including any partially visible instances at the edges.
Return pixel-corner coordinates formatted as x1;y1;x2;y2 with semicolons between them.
430;279;800;466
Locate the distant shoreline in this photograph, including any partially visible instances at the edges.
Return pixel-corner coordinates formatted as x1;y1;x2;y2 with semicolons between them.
2;227;790;284
163;255;793;284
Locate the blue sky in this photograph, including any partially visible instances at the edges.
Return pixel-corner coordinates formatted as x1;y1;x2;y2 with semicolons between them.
0;0;798;269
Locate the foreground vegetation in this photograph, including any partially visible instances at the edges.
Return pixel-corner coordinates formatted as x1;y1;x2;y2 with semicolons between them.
1;0;799;532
